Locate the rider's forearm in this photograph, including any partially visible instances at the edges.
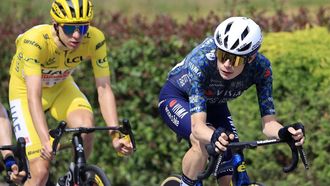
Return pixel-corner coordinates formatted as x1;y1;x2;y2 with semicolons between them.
98;85;119;128
28;94;50;143
262;115;283;139
191;112;213;143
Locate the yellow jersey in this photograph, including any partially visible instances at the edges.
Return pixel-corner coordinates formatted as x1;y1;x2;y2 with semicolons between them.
10;24;110;87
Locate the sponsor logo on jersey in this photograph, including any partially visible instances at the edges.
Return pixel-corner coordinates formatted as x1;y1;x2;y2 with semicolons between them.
65;56;83;67
171;102;188;119
10;99;32;146
42;69;72;79
23;39;42;50
205;50;216;60
264;68;271;78
28;149;41;156
24;57;39;64
96;56;108;68
45;57;56;66
165;100;188;127
41;69;73;86
177;74;189;87
165;105;179;126
43;34;50;40
169;100;177;108
188;63;202;77
96;40;105;50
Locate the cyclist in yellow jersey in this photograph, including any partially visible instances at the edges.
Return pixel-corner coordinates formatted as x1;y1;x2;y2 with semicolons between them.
8;0;134;185
0;103;27;185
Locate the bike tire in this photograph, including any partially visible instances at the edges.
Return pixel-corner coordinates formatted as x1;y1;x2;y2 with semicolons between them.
160;174;181;186
81;164;111;186
243;183;264;186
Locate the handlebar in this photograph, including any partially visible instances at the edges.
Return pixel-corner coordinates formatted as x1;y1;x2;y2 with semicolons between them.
49;119;137;155
0;137;31;183
197;138;309;181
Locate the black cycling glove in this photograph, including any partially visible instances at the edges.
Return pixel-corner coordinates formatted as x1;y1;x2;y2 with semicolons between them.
206;127;231;156
278;122;305;142
3;155;16;184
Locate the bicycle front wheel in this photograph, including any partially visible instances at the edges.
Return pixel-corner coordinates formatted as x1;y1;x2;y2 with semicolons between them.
81;164;111;186
243;183;264;186
160;174;181;186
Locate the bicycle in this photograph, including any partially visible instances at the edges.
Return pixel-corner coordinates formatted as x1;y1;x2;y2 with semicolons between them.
161;124;309;186
47;119;136;186
0;137;31;185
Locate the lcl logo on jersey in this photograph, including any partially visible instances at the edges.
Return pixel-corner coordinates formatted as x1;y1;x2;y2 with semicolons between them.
65;56;83;67
96;56;108;68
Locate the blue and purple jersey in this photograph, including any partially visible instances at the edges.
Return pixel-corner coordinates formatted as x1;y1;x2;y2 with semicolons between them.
166;37;275;117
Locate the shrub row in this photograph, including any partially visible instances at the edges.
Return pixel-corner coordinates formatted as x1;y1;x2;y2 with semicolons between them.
0;6;329;185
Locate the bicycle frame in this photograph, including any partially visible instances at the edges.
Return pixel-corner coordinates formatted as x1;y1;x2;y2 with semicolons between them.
49;119;136;185
0;137;31;183
197;138;309;186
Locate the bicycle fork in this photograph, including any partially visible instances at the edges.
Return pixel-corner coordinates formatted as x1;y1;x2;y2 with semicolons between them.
58;134;87;186
231;153;250;186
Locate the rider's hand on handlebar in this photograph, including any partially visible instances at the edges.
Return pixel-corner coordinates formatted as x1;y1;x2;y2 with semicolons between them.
111;133;134;156
4;155;27;185
41;141;54;161
278;123;305;146
210;127;234;154
8;164;27;185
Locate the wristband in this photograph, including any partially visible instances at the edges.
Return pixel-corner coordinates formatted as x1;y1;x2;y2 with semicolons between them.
4;155;16;171
110;131;120;139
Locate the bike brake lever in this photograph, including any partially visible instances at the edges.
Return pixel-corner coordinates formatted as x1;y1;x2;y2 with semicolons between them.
297;146;309;170
122;119;137;151
50;121;67;155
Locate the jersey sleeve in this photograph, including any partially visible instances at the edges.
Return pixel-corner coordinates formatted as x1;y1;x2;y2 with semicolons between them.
89;27;110;78
188;56;208;114
255;58;276;117
16;32;46;77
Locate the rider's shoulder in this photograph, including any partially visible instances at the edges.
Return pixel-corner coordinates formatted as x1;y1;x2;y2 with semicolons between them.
22;24;52;37
255;53;272;68
16;24;51;48
86;26;105;39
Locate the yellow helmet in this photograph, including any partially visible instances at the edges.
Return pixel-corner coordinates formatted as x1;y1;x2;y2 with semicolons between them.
50;0;93;24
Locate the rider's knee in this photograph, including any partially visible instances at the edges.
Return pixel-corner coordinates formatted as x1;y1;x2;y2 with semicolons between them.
29;160;50;184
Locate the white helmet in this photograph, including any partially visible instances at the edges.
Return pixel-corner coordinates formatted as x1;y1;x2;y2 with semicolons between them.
214;17;263;56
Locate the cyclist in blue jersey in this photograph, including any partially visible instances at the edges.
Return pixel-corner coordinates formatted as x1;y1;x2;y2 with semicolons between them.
0;103;27;184
158;17;305;186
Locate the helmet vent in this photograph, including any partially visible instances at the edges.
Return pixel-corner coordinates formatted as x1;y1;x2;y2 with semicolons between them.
237;42;251;52
69;7;76;17
55;2;67;17
241;27;249;40
230;39;239;50
224;22;233;35
224;36;228;48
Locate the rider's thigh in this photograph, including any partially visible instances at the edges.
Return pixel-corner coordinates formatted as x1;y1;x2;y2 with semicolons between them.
217;175;232;186
49;77;94;124
25;157;50;186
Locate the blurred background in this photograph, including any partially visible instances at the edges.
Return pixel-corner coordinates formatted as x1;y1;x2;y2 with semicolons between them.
0;0;330;185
